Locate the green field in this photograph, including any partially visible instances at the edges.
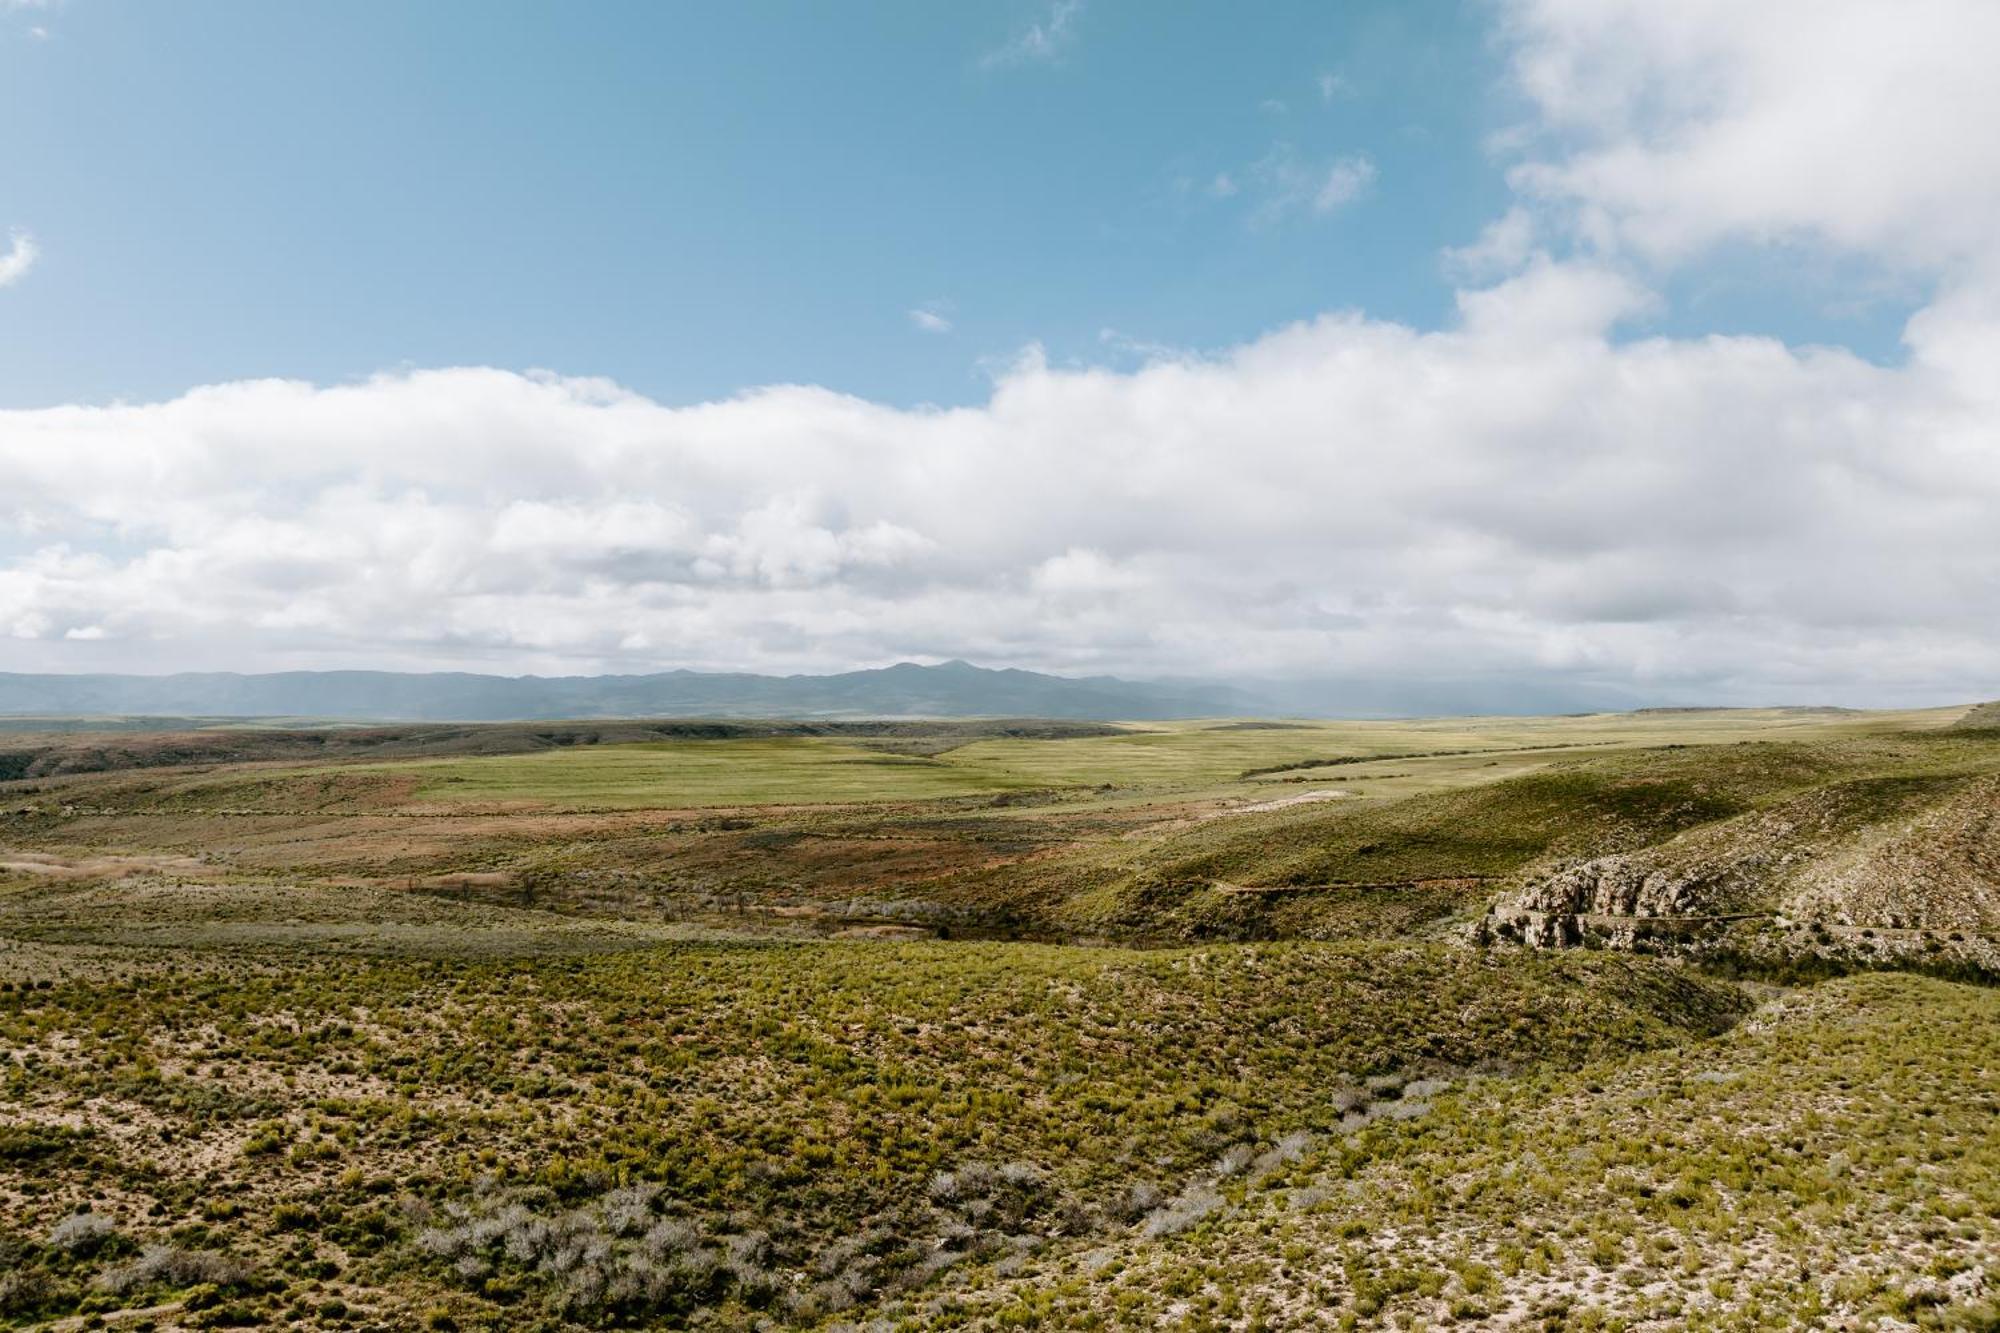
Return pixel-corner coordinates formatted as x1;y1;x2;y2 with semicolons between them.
270;704;1968;814
952;707;1957;796
381;737;1054;809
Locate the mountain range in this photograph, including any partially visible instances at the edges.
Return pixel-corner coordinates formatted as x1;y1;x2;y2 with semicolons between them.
0;661;1256;723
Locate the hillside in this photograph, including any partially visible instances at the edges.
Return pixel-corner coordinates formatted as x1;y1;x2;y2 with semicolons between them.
1471;733;2000;971
924;971;2000;1328
1952;699;2000;729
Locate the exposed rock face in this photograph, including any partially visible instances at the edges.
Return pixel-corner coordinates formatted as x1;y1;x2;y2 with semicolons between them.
1486;859;1697;948
1482;773;2000;969
1510;855;1739;918
1485;810;1806;948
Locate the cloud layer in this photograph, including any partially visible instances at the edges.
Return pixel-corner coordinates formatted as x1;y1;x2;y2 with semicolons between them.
3;0;1998;708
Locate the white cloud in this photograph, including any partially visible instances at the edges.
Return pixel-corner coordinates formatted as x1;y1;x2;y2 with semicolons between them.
908;306;953;335
1312;156;1376;214
1229;147;1376;224
1097;328;1189;363
1318;71;1353;102
1495;0;2000;274
1444;206;1537;279
0;231;37;288
981;0;1081;69
3;260;1998;703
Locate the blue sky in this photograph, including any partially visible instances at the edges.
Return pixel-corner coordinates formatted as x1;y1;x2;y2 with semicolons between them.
1;0;1907;411
1;1;1994;708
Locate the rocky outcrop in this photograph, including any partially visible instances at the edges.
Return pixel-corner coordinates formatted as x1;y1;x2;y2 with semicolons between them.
1480;772;2000;970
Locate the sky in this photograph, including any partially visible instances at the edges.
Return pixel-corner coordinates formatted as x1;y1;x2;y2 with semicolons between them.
2;0;1998;710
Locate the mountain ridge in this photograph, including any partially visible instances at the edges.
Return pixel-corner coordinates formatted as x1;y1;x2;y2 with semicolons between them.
0;661;1254;723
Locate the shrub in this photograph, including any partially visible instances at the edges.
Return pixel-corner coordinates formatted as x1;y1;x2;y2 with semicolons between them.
97;1244;252;1296
414;1188;771;1320
0;1267;60;1317
1114;1182;1163;1222
48;1211;118;1255
270;1203;316;1231
1141;1186;1224;1238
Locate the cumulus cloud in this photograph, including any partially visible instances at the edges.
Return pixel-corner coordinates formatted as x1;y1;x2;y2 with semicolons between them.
0;231;37;288
3;252;1998;703
3;1;1999;708
1496;0;2000;274
1444;207;1537;280
908;305;953;335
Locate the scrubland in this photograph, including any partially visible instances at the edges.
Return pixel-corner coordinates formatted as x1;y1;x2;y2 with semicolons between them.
2;703;1996;1329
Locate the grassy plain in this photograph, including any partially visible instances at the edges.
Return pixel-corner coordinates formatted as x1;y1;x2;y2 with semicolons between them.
370;738;1053;810
287;705;1964;812
1;702;1997;1329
